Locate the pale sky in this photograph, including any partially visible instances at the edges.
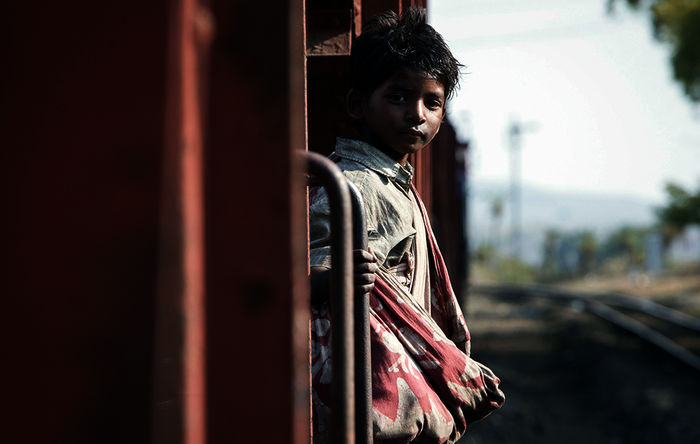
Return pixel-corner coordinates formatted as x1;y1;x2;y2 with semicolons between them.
430;0;700;203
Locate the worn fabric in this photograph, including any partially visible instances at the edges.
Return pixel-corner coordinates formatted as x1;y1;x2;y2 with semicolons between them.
310;140;504;443
310;138;416;269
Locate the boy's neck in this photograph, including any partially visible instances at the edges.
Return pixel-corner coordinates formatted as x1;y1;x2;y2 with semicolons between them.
358;135;410;167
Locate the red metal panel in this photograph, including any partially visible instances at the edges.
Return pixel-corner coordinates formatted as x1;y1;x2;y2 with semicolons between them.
306;0;353;56
361;0;401;20
307;56;355;155
429;120;468;305
152;0;210;443
360;0;426;21
353;0;363;36
411;148;433;217
4;1;170;443
203;1;309;443
403;0;427;9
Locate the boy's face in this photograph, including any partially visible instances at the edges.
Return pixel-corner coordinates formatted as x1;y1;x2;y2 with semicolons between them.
358;69;446;164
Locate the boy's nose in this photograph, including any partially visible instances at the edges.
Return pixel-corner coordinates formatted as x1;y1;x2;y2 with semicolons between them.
406;101;426;125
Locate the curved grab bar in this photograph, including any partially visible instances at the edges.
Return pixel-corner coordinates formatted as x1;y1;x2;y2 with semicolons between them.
304;151;355;444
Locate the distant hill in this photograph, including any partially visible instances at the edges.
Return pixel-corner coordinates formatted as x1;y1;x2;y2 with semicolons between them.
469;180;658;264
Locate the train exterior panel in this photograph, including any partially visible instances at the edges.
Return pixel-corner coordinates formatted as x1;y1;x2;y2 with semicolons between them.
5;1;467;442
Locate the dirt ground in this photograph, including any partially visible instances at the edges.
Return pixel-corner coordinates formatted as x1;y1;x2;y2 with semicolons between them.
456;274;700;444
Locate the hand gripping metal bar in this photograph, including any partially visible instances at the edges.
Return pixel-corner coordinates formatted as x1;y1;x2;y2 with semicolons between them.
304;151;355;444
347;181;373;444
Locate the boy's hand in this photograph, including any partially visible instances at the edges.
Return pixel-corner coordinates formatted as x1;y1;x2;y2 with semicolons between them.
310;248;378;306
354;248;378;296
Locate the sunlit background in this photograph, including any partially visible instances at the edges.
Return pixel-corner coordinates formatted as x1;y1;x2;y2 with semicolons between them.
429;3;700;442
431;0;700;271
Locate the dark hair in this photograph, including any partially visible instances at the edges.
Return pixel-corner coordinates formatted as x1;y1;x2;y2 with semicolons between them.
350;7;462;100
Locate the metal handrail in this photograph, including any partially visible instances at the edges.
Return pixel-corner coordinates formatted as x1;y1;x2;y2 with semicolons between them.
347;181;373;444
304;151;355;444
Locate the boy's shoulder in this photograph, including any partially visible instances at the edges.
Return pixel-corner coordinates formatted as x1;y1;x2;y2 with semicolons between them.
309;138;413;217
309;159;381;213
330;161;385;215
333;156;396;206
332;137;413;188
336;159;380;187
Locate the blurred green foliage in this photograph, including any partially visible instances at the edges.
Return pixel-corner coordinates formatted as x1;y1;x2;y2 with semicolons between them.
577;230;598;274
656;182;700;242
536;226;651;280
609;0;700;102
497;258;536;284
473;183;700;283
540;229;562;280
599;225;650;267
474;242;497;263
472;242;536;283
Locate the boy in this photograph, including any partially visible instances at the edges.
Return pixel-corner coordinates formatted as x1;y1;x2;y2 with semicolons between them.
310;8;504;443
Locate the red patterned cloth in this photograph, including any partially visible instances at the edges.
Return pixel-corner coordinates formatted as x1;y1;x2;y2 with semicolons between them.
311;187;505;443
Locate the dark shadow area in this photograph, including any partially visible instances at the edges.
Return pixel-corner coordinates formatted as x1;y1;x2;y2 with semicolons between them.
458;291;700;444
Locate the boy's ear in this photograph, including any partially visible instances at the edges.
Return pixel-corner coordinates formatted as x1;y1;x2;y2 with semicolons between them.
346;89;365;120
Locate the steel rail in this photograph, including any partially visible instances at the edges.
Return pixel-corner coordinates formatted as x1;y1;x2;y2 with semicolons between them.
472;284;700;373
305;151;355;444
473;284;700;332
585;299;700;372
589;293;700;334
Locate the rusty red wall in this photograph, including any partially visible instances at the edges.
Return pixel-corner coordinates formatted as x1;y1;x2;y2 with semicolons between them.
203;1;309;443
5;1;170;442
5;1;309;443
4;1;465;443
429;120;469;304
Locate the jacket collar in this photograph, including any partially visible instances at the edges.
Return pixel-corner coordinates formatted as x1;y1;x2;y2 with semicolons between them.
334;138;414;189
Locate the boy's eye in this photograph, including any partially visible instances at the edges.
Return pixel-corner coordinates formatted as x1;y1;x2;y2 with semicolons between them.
426;99;443;110
387;93;405;104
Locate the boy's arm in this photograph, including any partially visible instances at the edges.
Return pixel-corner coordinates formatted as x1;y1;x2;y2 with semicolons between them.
310;249;378;306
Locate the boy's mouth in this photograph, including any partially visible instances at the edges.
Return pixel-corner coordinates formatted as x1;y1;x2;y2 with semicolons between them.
402;129;424;139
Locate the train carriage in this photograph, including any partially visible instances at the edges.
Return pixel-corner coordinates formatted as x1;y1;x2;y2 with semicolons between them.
5;1;468;443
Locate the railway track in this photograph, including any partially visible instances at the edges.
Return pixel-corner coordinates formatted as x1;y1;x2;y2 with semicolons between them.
471;284;700;372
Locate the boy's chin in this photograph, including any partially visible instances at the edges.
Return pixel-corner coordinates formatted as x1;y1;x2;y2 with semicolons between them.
374;140;426;162
392;144;426;156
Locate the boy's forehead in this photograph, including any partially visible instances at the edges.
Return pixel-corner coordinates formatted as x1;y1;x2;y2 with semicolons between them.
383;70;445;94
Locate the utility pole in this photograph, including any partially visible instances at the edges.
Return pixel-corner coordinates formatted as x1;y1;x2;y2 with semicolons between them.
489;196;504;261
507;117;538;261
